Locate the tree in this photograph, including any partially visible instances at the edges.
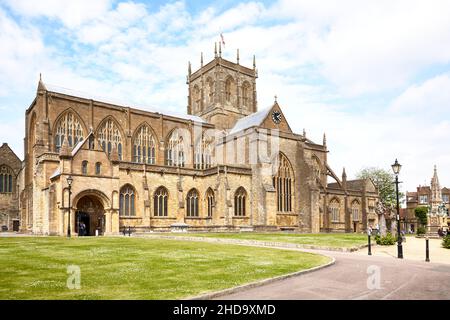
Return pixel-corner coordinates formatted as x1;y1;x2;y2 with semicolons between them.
356;167;404;207
414;206;428;226
357;167;404;236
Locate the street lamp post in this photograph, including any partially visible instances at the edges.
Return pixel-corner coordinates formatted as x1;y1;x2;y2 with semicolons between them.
67;175;73;237
391;159;403;259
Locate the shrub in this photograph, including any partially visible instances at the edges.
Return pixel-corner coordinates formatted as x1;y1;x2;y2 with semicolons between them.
375;232;397;245
416;226;426;235
443;235;450;249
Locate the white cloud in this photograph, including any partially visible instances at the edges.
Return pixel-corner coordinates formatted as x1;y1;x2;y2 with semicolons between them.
4;0;113;28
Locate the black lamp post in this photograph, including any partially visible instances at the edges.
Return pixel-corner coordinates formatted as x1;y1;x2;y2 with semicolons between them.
391;159;403;259
67;175;73;237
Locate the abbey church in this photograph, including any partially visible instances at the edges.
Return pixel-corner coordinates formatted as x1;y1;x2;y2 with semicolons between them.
0;45;379;235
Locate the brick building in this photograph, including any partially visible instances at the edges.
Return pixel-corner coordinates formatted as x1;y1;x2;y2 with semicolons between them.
406;166;450;232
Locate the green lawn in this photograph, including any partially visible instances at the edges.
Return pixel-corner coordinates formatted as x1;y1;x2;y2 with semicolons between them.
0;237;329;300
161;232;368;248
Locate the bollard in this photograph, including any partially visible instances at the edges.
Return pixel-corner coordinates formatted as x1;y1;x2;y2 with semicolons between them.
425;237;430;262
368;234;372;255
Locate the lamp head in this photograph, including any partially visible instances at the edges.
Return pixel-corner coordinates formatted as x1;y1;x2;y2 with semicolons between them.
391;159;401;175
67;175;73;187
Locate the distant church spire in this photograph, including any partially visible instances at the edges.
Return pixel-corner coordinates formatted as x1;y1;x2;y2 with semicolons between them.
431;165;442;203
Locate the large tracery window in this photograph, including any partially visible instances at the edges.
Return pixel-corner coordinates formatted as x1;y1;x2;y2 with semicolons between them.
166;130;185;167
54;112;84;152
133;125;156;164
119;185;136;217
330;199;340;223
186;188;199;217
273;153;293;212
97;118;123;160
352;201;360;221
234;187;247;217
0;166;13;193
154;187;168;217
194;135;213;169
206;188;214;218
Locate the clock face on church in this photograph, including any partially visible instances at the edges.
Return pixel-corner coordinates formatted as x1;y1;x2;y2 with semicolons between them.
272;110;282;124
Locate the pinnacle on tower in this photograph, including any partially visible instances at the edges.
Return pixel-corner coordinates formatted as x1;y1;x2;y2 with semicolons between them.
237;48;240;65
253;55;256;69
323;133;327;146
214;42;217;58
200;52;203;67
219;41;222;57
188;61;191;76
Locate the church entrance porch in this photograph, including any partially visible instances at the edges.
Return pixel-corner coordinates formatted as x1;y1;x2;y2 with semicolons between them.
75;196;105;236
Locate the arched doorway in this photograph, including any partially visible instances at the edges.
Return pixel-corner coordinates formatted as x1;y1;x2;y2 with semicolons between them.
75;195;105;236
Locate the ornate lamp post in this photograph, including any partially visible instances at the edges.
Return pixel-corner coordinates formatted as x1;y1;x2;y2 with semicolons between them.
67;175;73;237
391;159;403;259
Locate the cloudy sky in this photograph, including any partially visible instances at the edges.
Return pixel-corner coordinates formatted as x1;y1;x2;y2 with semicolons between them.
1;0;449;193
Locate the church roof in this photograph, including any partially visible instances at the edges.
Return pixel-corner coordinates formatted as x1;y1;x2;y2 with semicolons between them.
328;179;367;191
40;82;206;123
229;106;272;135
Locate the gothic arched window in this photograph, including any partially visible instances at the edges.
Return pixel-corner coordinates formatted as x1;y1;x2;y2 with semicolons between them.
154;187;168;217
54;111;84;152
273;153;293;212
166;130;185;167
81;161;88;175
242;81;251;107
330;199;340;222
95;162;101;175
206;188;214;218
120;185;136;217
0;166;13;193
133;125;156;164
225;77;234;102
186;188;199;217
352;200;360;221
97;118;123;160
194;135;214;169
234;187;247;216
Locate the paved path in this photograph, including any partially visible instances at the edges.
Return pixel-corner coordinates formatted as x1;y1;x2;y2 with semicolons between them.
355;236;450;264
216;250;450;300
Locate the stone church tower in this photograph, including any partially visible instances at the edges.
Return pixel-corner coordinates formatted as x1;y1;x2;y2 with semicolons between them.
187;43;258;130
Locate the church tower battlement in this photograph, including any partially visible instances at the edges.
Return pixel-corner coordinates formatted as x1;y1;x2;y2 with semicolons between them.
186;43;258;130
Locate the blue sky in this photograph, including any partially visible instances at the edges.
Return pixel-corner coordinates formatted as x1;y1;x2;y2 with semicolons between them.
1;0;450;192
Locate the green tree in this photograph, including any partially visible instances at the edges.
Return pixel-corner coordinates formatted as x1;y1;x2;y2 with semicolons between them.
414;206;428;226
356;167;404;207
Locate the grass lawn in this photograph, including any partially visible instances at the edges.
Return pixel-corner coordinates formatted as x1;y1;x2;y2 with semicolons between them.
0;237;329;300
161;232;368;248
